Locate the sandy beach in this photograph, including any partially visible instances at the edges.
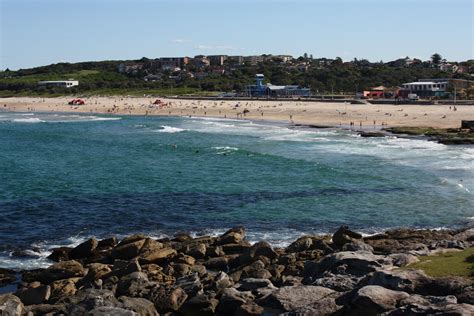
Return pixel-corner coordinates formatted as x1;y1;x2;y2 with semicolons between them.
1;96;473;129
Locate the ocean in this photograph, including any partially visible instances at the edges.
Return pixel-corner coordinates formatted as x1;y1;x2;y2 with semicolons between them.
0;112;473;270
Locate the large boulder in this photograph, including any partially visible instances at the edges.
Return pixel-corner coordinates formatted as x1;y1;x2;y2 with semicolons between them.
69;238;98;259
175;274;203;296
186;243;207;259
388;294;474;315
311;271;360;292
49;277;80;303
179;293;219;316
217;227;246;245
259;285;336;312
112;239;147;260
348;285;410;314
0;268;16;286
62;288;120;315
139;247;177;264
303;251;386;282
116;272;151;297
367;269;432;293
37;260;85;284
148;286;188;313
216;288;254;315
88;306;137;315
118;296;159;316
286;236;313;253
0;294;24;316
237;278;276;291
235;302;265;316
47;247;72;262
332;226;362;247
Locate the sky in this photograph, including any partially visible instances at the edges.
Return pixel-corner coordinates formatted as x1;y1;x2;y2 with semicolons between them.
1;0;473;70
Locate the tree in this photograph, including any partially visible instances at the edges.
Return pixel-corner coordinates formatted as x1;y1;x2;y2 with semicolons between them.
431;53;442;66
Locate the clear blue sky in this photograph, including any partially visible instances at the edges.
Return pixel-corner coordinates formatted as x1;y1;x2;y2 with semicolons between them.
1;0;473;70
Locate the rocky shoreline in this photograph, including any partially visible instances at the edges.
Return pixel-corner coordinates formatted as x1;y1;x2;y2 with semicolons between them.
1;226;473;315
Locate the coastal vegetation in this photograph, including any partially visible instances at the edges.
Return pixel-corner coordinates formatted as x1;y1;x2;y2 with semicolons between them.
1;55;473;97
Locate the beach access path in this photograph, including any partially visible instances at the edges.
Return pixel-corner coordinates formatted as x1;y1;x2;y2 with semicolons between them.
1;96;473;129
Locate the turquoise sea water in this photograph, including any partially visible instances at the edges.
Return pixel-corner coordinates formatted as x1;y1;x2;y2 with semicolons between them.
0;112;473;269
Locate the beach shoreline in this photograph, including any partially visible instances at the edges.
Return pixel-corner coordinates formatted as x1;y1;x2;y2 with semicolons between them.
2;96;473;129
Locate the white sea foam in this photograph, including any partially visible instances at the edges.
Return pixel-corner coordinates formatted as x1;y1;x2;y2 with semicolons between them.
156;125;186;133
13;118;43;123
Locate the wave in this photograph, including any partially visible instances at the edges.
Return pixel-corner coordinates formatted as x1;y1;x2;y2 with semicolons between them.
155;125;186;133
12;118;44;123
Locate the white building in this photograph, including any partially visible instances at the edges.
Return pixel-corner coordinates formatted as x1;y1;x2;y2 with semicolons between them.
401;79;448;98
38;80;79;88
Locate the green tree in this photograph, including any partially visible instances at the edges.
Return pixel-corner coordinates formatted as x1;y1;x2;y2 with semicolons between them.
431;53;442;66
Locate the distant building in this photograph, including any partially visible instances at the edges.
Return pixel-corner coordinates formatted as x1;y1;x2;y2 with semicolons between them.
160;57;189;70
208;55;227;66
246;74;311;97
38;80;79;88
401;79;449;98
227;56;244;65
244;55;265;66
272;55;293;63
363;86;386;99
193;55;211;68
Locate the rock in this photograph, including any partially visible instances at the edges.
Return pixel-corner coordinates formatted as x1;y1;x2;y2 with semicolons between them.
367;269;432;293
62;288;120;315
303;251;386;282
119;296;159;316
0;294;24;316
214;271;233;290
112;239;147;260
15;284;51;306
237;278;276;291
260;285;336;312
69;238;98;259
186;243;207;259
349;285;410;314
457;289;474;304
206;246;225;258
47;247;72;262
387;253;419;267
221;242;252;255
286;236;313;253
140;247;177;264
175;253;196;266
88;306;137;315
173;232;193;242
84;263;112;281
388;294;474;315
235;302;264;316
179;293;219;316
38;260;85;284
49;278;79;303
217;227;245;245
203;256;229;270
332;225;362;247
150;286;188;313
281;275;303;287
247;241;278;260
111;259;142;278
342;240;374;252
217;288;253;314
23;303;66;315
117;272;151;297
311;272;359;292
97;237;118;250
175;274;203;296
425;276;473;297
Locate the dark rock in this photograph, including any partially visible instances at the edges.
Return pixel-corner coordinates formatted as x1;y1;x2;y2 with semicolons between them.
149;286;188;313
281;275;303;287
342;240;374;252
47;247;72;262
237;278;275;291
175;273;203;296
15;283;51;306
179;293;219;316
69;238;98;259
457;289;474;304
286;236;313;253
117;272;151;297
303;251;386;282
204;256;229;270
173;263;192;278
259;285;336;312
118;234;147;246
49;277;79;303
97;237;118;250
332;225;363;247
88;306;136;315
62;288;120;315
214;271;233;290
217;227;246;245
0;293;24;315
84;262;112;281
235;302;264;316
348;285;409;314
387;253;419;267
112;239;147;260
37;260;85;284
388;294;474;315
206;246;225;258
247;241;278;260
367;269;433;293
23;303;66;315
311;272;360;292
119;296;159;316
110;258;142;278
221;242;252;255
173;232;193;242
217;288;253;315
186;243;207;259
175;253;196;266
